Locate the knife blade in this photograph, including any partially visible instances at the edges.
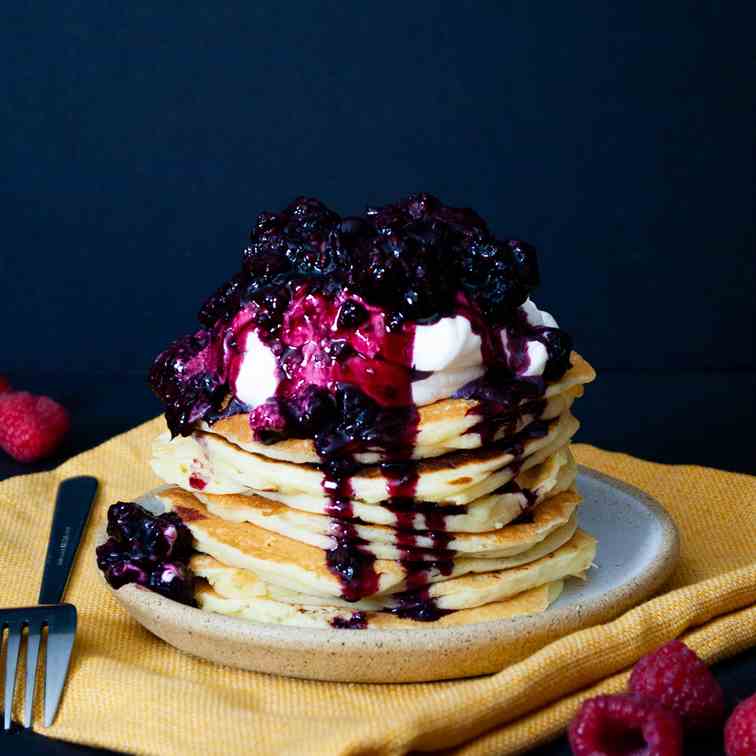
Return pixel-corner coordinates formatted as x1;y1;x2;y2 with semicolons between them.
38;476;99;605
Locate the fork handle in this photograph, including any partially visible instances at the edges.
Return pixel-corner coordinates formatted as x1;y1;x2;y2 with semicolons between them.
38;476;98;605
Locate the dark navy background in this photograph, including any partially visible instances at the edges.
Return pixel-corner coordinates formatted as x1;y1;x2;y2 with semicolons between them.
1;2;755;754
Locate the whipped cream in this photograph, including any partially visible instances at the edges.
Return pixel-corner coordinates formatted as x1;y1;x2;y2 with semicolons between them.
411;299;559;400
232;298;559;411
522;298;558;329
234;329;279;408
412;316;482;371
410;315;485;404
501;298;559;378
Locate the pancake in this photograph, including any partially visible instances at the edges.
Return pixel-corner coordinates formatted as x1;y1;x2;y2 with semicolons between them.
156;486;405;598
193;528;594;617
195;580;565;629
413;529;595;611
151;411;580;504
191;517;578;610
199;351;595;464
157;486;583;600
194;485;581;559
200;385;581;464
241;446;577;531
193;529;594;626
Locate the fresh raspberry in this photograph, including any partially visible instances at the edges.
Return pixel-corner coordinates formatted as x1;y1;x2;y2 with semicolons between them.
0;391;70;462
629;640;724;732
0;375;10;393
569;694;683;756
725;693;756;756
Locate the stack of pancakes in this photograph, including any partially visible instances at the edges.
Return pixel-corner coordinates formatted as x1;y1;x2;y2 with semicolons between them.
149;352;597;629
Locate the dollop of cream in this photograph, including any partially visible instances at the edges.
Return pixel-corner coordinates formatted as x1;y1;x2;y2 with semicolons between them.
410;315;485;404
411;299;559;399
412;315;482;372
233;330;280;407
501;298;560;378
521;298;558;329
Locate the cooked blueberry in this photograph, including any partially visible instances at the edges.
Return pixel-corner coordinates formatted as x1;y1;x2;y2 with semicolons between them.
537;327;573;381
337;300;368;330
96;537;126;570
104;561;149;589
106;501;145;543
98;502;197;606
157;512;194;560
324;339;355;362
248;399;288;444
285;386;336;436
147;562;196;605
338;217;370;236
404;192;439;218
198;271;247;327
252;286;290;333
148;330;224;437
384;311;405;332
508;240;540;289
242;249;289;281
254;210;280;234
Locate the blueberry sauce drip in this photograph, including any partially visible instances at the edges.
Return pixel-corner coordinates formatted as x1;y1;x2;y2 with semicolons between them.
96;502;196;605
498;418;551;458
320;467;381;602
330;612;368;630
388;586;451;623
510;509;537;525
377;456;458;617
501;478;539;524
315;329;420;602
381;497;462;595
468;396;548;448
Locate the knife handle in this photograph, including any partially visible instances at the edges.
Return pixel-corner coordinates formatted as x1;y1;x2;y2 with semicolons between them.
38;476;99;605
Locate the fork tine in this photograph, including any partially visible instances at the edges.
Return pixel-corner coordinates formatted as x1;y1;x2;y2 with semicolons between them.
23;621;42;728
3;621;22;730
43;605;76;727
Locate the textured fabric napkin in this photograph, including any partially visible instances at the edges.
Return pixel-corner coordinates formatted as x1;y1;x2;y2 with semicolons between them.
1;416;755;755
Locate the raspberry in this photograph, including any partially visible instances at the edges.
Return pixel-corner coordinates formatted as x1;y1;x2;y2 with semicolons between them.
0;391;70;462
0;376;10;393
725;693;756;756
629;640;724;732
569;694;683;756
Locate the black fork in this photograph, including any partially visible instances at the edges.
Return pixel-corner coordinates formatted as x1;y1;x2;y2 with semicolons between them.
1;475;97;729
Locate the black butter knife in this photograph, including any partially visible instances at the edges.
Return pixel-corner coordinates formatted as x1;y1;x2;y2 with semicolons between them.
39;475;99;605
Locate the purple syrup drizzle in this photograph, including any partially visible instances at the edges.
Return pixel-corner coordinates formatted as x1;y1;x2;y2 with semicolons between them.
501;477;539;524
330;612;368;629
388;586;452;623
317;322;422;604
322;470;380;603
378;458;457;616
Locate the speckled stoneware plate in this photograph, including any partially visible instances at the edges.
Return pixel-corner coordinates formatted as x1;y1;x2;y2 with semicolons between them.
100;467;679;683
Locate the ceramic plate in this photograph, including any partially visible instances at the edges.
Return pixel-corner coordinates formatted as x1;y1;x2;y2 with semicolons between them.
102;467;679;683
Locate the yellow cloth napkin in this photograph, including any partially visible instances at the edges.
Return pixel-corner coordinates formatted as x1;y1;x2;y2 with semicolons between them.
1;416;755;756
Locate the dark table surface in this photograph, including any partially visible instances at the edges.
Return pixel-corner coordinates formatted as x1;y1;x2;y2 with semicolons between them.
1;370;755;755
